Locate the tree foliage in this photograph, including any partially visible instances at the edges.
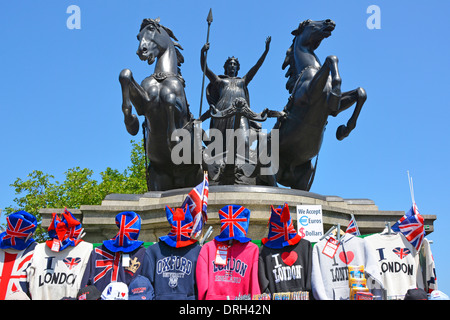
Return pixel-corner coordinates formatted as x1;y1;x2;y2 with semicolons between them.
3;140;148;241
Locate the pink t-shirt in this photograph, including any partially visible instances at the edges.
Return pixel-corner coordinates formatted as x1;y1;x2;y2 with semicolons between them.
196;239;260;300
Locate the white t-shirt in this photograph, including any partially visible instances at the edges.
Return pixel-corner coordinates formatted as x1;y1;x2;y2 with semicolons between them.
27;241;93;300
365;233;424;299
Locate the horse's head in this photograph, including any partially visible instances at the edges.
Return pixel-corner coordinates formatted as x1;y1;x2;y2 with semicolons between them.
292;19;335;50
136;18;183;65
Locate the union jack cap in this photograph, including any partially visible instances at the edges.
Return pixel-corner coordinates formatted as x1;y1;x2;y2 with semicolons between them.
160;205;197;248
103;211;143;253
46;208;83;251
261;203;301;249
0;211;37;250
215;205;251;243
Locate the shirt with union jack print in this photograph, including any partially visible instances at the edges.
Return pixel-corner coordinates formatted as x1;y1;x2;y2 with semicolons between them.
365;233;425;298
80;243;146;294
0;242;37;300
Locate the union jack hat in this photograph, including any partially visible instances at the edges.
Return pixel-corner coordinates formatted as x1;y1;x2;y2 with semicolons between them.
160;205;198;248
215;205;252;243
103;211;144;253
0;211;37;250
261;203;301;249
46;208;83;251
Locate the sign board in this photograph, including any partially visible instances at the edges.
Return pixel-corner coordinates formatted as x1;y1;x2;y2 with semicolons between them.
296;205;324;243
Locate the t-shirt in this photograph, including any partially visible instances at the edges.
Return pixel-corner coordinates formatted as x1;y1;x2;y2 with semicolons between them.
258;238;312;294
80;243;146;294
27;241;93;300
0;242;37;299
196;239;261;300
141;241;201;300
365;232;424;299
311;233;383;300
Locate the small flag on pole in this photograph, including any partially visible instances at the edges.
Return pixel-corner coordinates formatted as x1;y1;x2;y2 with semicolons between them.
391;171;425;251
181;172;209;238
345;214;360;236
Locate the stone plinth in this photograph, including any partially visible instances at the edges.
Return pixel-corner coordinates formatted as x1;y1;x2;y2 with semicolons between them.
39;185;436;244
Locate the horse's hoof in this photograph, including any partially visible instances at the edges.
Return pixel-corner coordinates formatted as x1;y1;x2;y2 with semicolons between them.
125;115;139;136
336;125;349;140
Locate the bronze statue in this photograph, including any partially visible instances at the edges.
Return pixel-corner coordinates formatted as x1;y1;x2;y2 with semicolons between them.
274;19;367;190
201;37;271;138
119;18;202;191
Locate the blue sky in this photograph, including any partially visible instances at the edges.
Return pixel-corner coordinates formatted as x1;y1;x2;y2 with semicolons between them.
1;0;449;295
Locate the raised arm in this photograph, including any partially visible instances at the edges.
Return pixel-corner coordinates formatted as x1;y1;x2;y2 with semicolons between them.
200;42;219;82
244;36;271;85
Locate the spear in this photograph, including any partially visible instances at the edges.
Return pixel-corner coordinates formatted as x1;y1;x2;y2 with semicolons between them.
199;8;213;118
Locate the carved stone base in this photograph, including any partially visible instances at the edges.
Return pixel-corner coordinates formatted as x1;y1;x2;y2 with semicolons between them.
40;185;436;244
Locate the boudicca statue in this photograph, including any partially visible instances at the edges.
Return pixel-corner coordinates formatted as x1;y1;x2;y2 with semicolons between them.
118;16;366;192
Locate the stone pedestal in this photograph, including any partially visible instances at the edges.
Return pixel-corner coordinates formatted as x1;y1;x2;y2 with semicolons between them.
40;185;436;244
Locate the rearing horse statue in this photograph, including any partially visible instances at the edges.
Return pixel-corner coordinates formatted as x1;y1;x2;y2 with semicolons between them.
119;18;202;191
274;19;367;191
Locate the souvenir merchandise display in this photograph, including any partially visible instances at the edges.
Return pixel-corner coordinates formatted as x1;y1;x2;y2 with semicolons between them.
311;232;384;300
80;211;146;294
365;231;427;299
27;209;93;300
348;265;373;300
0;211;37;299
196;205;261;300
258;203;312;297
141;205;201;300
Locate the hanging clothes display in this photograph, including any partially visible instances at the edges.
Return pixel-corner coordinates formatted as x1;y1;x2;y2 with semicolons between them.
258;203;312;296
0;211;37;300
196;204;260;300
141;205;200;300
365;231;426;299
27;209;93;300
311;230;384;300
80;211;146;294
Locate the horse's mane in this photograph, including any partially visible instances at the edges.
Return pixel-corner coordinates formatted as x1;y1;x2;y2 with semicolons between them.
282;20;311;94
139;18;185;74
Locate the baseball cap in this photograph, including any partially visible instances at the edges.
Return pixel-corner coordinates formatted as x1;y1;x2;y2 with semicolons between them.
128;275;155;300
404;288;428;300
101;282;129;300
77;285;102;300
429;290;449;300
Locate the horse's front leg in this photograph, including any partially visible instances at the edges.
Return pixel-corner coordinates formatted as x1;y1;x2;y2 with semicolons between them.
335;87;367;140
308;55;341;107
119;69;150;135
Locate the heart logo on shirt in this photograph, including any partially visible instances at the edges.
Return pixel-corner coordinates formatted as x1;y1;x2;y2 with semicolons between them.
339;251;354;264
121;292;126;298
281;251;298;266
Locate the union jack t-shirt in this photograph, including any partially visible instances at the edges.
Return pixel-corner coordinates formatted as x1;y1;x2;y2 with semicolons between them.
0;242;37;300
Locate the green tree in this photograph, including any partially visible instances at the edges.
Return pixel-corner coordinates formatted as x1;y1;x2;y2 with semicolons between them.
3;140;148;241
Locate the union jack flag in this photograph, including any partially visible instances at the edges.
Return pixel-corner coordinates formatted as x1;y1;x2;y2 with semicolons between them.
167;206;194;243
345;214;360;236
3;216;36;247
393;247;411;260
63;257;81;270
0;245;35;300
266;206;297;242
93;247;120;283
218;206;248;238
392;202;425;251
113;214;140;247
181;172;209;238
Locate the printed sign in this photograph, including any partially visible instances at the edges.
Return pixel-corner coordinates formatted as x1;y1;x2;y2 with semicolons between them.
296;205;324;242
